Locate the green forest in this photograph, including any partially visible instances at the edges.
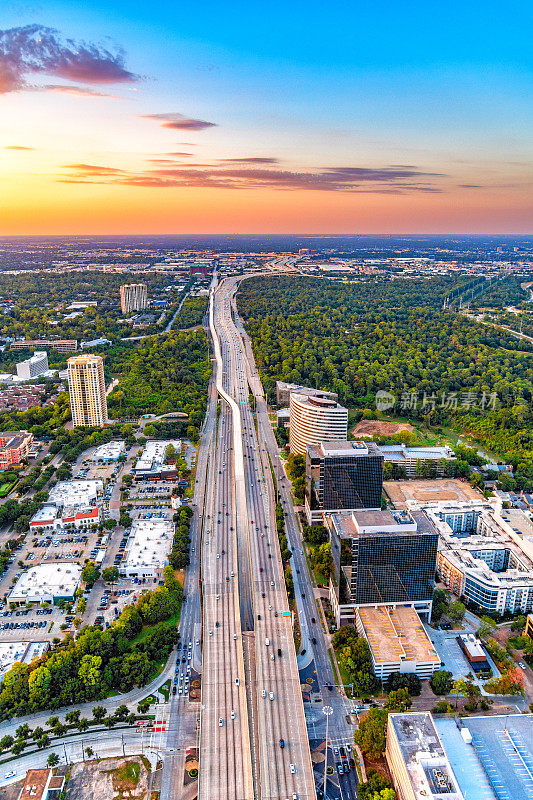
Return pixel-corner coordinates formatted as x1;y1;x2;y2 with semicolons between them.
107;330;210;439
171;296;208;330
0;271;186;342
237;275;533;476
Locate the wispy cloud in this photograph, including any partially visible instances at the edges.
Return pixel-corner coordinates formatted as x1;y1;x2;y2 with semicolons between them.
0;24;138;94
218;157;280;164
5;145;35;150
59;161;444;194
141;112;217;131
44;84;119;98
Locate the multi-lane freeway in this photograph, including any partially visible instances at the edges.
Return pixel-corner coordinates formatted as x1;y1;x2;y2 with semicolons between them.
198;273;317;800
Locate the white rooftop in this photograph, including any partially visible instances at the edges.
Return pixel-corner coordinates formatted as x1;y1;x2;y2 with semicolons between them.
135;440;180;473
91;441;125;461
0;641;49;682
10;563;82;601
48;479;103;508
122;519;173;571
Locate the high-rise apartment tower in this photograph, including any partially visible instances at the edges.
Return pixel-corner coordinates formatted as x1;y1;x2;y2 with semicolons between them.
67;354;108;428
120;283;148;315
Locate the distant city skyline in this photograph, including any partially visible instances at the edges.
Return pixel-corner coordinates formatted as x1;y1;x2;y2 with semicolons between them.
1;1;532;234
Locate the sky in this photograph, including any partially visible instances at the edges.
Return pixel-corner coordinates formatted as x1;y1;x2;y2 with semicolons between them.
0;0;532;234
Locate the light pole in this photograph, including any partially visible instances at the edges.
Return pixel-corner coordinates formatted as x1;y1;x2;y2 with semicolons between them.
323;705;333;799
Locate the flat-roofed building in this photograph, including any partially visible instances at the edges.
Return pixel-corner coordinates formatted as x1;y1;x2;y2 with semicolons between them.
378;444;456;477
16;351;49;381
120;519;173;579
386;713;464;800
306;440;383;523
48;479;103;508
0;641;49;684
133;439;181;481
357;605;440;680
11;339;77;352
18;769;64;800
67;354;108;427
91;440;125;462
10;563;82;604
427;501;533;614
289;393;348;455
328;508;438;626
456;633;490;673
0;430;33;470
120;282;148;315
276;381;338;406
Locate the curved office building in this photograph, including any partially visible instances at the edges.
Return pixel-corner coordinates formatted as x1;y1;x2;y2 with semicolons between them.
289;392;348;455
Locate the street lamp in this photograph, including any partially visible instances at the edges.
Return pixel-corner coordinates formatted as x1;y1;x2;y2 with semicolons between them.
323;705;333;799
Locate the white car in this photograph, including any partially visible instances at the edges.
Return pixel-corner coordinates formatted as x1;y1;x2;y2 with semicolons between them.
4;771;15;779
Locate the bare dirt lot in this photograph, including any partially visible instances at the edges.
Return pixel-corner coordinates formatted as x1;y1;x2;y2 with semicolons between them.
352;419;414;438
385;479;484;509
66;757;151;800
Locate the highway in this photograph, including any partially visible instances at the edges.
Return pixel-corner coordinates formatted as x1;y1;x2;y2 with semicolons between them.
228;273;359;800
200;273;316;800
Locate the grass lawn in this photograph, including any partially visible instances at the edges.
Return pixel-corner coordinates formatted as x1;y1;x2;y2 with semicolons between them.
129;609;181;647
158;679;171;701
0;481;16;497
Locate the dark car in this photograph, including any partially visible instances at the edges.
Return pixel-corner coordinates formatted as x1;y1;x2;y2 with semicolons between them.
279;738;285;749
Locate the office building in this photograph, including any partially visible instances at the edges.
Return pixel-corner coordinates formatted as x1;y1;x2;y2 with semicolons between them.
357;606;440;680
91;440;125;462
386;713;464;800
120;282;148;315
276;381;338;406
11;339;77;352
67;354;108;427
426;501;533;614
378;444;455;477
0;430;33;470
16;351;49;381
289;393;348;455
305;440;383;523
328;508;438;626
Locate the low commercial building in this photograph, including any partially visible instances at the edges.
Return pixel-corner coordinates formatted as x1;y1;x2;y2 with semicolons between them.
0;641;49;683
456;633;490;673
29;479;102;531
357;605;441;680
328;508;438;626
133;440;181;481
119;519;173;579
0;430;34;470
275;380;338;406
525;613;533;640
18;769;64;800
427;501;533;614
48;479;103;508
378;444;456;477
9;563;82;604
16;351;49;381
91;440;125;462
386;712;464;800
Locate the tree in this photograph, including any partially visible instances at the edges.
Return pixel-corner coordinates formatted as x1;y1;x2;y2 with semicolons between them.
358;770;395;800
477;615;497;640
119;511;132;528
165;444;177;463
384;672;421;696
102;566;119;584
92;705;106;722
103;518;117;530
78;655;102;686
430;670;453;696
65;709;81;725
47;753;59;767
37;734;50;749
0;735;14;751
386;687;412;712
354;708;388;760
448;601;466;623
85;747;94;758
81;561;100;587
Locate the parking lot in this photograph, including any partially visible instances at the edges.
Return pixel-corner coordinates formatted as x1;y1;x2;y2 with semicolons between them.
424;625;501;687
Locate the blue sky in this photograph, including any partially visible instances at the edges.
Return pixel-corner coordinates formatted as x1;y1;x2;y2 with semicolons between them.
1;0;531;233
